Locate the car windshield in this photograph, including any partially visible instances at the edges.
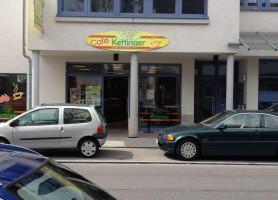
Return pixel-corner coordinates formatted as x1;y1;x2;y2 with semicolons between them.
6;159;116;200
200;111;233;126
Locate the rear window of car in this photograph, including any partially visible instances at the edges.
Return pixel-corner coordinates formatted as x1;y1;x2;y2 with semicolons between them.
64;108;92;124
93;107;106;124
6;159;116;200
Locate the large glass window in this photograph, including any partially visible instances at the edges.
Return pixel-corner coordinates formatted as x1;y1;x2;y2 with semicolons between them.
0;74;26;122
153;0;175;14
121;0;143;13
58;0;207;18
259;60;278;109
241;0;278;10
182;0;204;14
139;64;181;130
61;0;84;12
67;75;102;110
91;0;114;13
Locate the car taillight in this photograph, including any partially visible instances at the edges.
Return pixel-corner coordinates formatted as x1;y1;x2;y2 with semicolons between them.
97;125;104;134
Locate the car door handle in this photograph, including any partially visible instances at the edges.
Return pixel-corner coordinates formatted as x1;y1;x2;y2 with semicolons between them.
254;130;260;134
60;126;64;132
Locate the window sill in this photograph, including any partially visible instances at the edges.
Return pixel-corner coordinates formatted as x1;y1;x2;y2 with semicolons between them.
56;16;209;24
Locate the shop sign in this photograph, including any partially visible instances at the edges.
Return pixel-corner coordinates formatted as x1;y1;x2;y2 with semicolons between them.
86;86;101;106
34;0;43;32
86;31;168;52
0;94;10;104
0;83;24;104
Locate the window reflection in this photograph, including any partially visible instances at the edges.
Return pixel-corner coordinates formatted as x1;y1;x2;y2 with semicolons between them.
121;0;143;13
91;0;114;13
139;76;181;129
182;0;204;14
153;0;175;14
61;0;84;12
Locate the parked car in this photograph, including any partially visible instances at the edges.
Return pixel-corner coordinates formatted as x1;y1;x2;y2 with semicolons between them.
0;144;117;200
0;103;107;158
265;103;278;112
158;110;278;160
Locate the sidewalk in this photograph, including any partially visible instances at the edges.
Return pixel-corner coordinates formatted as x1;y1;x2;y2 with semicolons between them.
103;129;159;148
51;129;278;166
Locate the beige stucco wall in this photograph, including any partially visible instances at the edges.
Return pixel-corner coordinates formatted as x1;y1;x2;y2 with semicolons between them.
28;0;239;54
239;59;259;110
0;0;29;73
240;11;278;32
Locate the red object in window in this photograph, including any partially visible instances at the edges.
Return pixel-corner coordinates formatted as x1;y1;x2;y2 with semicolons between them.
97;125;104;134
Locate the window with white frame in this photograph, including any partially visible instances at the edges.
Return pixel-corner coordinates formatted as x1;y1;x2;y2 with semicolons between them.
241;0;278;10
58;0;207;18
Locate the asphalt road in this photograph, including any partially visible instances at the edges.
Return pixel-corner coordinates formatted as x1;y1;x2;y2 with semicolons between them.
43;147;278;166
64;163;278;200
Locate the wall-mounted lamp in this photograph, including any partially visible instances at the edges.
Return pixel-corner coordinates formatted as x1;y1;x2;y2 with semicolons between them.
113;54;119;61
213;55;219;62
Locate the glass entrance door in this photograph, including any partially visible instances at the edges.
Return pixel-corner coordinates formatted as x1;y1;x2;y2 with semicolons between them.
194;61;238;123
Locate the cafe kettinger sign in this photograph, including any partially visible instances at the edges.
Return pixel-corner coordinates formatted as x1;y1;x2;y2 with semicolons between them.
86;31;168;52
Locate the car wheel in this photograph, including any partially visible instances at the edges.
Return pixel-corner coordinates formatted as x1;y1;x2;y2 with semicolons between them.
176;139;200;161
78;138;99;158
0;138;9;144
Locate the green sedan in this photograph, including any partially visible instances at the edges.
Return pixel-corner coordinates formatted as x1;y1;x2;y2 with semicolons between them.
158;110;278;160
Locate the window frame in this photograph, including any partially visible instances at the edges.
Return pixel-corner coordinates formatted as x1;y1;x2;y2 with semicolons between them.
240;0;278;11
57;0;208;19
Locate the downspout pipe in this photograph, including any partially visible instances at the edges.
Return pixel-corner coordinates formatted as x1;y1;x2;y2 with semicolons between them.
23;0;32;110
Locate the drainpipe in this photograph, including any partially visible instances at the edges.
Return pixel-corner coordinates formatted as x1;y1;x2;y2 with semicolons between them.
23;0;32;110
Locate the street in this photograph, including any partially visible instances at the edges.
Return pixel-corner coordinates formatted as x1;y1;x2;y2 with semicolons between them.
64;163;278;200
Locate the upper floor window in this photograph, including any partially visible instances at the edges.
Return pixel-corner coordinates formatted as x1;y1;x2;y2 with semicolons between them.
241;0;278;10
58;0;208;18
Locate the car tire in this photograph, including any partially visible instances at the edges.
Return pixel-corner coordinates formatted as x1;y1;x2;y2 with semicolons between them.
176;139;200;161
0;138;9;144
78;138;99;158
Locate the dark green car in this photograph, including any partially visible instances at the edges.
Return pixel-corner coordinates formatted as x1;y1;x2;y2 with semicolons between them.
158;110;278;160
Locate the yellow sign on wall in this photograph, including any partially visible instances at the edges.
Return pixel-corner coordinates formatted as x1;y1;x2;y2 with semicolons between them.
34;0;43;32
86;31;168;52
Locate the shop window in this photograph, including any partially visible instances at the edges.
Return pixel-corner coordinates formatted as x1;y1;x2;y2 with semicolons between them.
104;64;130;74
259;60;278;109
67;75;102;110
139;64;181;131
67;64;102;73
58;0;208;18
0;74;26;122
241;0;278;10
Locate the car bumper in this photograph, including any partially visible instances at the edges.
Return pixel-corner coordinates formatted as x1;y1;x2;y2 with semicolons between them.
93;131;108;147
157;138;176;154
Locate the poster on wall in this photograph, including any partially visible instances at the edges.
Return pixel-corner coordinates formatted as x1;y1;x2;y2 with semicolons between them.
86;86;101;106
147;89;154;100
70;88;81;103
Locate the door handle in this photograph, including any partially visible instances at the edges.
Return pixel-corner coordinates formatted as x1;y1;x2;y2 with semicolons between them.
254;130;260;134
60;126;64;132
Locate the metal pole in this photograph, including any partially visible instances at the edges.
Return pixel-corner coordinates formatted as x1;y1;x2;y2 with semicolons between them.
23;0;32;110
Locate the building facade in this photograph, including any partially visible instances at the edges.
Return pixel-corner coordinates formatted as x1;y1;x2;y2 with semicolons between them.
1;0;278;137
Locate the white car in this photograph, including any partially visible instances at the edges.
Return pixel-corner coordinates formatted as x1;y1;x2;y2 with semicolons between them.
0;104;107;158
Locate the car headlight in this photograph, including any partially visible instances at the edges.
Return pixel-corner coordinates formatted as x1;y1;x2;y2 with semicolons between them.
167;135;174;141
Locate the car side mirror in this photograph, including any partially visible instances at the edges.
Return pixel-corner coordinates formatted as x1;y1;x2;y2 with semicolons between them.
218;124;227;130
10;120;19;127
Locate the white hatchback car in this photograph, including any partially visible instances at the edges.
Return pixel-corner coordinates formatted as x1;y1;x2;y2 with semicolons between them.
0;104;107;158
